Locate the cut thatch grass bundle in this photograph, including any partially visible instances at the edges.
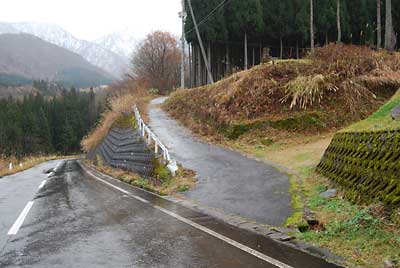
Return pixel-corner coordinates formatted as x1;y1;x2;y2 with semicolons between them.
281;74;338;110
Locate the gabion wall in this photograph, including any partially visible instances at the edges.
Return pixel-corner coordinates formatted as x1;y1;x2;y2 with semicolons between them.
317;130;400;208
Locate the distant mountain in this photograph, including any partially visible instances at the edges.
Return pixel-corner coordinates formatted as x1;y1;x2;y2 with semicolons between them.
95;30;138;59
0;33;114;88
0;22;129;77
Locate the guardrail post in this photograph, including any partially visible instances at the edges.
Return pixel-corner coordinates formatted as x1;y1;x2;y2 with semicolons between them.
9;163;12;170
147;129;151;145
155;141;158;154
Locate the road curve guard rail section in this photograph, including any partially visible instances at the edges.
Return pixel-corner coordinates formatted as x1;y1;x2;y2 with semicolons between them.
133;105;178;175
317;129;400;209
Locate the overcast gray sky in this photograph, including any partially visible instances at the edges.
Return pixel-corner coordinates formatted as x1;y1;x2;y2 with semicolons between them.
0;0;182;40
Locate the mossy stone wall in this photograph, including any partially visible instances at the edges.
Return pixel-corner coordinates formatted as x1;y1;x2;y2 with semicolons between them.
317;130;400;208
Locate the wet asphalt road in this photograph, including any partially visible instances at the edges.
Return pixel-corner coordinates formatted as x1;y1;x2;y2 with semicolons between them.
149;97;291;226
0;160;342;268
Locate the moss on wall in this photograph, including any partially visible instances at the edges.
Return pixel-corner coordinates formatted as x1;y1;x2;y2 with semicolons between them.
317;130;400;209
221;113;327;140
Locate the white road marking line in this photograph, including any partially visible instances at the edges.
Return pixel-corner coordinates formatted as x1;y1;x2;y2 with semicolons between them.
86;171;130;195
87;170;293;268
38;180;47;189
7;201;34;236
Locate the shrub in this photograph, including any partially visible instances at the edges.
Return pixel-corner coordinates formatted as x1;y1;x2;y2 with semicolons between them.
148;88;159;95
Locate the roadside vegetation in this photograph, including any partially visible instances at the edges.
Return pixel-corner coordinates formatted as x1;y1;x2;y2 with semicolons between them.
85;159;196;196
0;155;78;177
163;44;400;268
165;45;400;143
344;89;400;132
81;81;152;152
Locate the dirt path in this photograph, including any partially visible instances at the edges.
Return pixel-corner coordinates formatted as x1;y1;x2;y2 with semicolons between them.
148;97;292;226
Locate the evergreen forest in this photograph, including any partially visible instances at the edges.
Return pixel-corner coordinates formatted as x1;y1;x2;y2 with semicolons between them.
0;88;100;157
185;0;399;85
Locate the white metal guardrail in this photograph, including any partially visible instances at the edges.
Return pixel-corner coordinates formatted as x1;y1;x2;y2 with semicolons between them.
133;105;178;175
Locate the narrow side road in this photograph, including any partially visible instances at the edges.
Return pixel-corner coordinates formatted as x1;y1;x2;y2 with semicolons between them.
0;160;342;268
148;97;291;226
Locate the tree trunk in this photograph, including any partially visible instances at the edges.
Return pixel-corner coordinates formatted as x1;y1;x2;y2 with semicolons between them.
189;44;193;88
259;41;263;64
197;44;201;86
192;44;197;87
280;36;283;59
207;42;212;84
225;44;230;76
296;40;299;59
337;0;342;43
252;47;255;66
377;0;382;49
325;33;329;45
217;45;221;80
310;0;315;54
244;32;248;70
384;0;396;51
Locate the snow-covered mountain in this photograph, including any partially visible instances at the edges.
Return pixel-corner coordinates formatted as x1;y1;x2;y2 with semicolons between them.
0;22;129;78
95;30;138;60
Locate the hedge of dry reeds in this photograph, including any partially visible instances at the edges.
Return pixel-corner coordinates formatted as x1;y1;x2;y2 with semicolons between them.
164;44;400;138
81;80;151;152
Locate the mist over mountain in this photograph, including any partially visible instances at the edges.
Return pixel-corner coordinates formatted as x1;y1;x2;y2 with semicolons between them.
94;30;138;59
0;22;130;77
0;33;114;88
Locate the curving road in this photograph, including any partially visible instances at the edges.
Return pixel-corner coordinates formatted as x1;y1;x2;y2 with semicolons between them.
149;97;292;226
0;159;341;268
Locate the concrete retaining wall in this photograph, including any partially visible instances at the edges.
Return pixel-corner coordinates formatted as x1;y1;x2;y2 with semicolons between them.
89;127;155;177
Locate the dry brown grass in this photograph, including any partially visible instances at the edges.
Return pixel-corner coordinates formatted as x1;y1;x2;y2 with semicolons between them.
0;155;78;177
81;80;152;152
84;161;196;196
165;44;400;139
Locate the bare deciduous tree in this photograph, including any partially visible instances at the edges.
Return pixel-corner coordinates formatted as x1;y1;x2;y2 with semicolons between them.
131;31;181;93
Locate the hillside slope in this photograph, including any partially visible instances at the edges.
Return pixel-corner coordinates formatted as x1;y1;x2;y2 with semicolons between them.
0;22;129;77
343;89;400;132
0;33;114;88
165;45;400;141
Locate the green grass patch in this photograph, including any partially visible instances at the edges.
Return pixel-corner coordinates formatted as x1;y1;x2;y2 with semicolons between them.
112;114;137;129
221;113;327;140
297;171;400;268
344;89;400;132
285;174;305;227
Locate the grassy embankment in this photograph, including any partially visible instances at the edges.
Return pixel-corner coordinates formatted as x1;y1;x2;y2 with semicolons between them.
163;44;400;268
0;155;79;177
81;82;196;196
